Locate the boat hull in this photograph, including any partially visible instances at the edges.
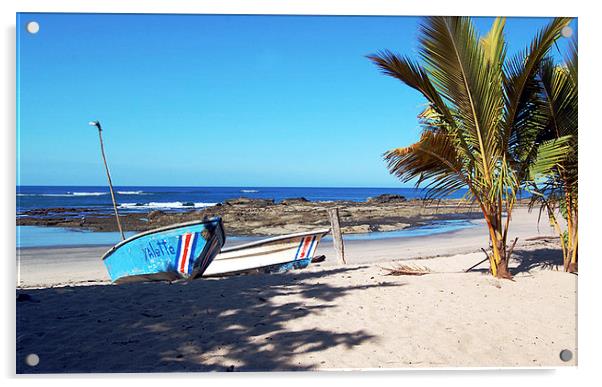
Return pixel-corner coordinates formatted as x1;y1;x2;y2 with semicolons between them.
102;218;225;283
203;229;329;277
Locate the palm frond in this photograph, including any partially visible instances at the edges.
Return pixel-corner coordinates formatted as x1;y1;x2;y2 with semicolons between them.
384;130;468;200
418;17;502;180
481;17;507;67
504;17;572;151
366;51;456;130
367;49;476;167
565;38;578;87
528;136;573;179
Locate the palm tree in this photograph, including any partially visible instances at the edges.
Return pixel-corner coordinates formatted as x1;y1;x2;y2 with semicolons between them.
368;16;572;278
528;41;578;272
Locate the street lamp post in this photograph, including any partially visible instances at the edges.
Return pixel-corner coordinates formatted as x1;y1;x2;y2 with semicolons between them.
89;120;125;240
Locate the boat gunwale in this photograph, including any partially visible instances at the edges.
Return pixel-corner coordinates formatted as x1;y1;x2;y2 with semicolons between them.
203;257;313;278
220;228;330;254
101;217;224;261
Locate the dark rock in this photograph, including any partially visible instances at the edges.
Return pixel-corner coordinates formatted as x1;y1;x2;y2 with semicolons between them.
367;194;407;203
224;197;274;206
311;255;326;263
147;210;165;221
280;197;310;205
22;207;95;216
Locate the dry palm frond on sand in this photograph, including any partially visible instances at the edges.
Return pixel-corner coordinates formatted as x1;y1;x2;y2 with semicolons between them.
382;264;431;276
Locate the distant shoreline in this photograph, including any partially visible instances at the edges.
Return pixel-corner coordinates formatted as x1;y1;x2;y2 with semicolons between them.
16;196;493;236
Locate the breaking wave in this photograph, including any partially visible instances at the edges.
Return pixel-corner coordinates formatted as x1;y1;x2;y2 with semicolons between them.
119;202;217;210
70;192;108;196
18;191;146;197
17;192;109;197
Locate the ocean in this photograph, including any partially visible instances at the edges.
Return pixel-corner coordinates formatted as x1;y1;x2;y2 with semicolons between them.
16;186;476;248
17;185;472;214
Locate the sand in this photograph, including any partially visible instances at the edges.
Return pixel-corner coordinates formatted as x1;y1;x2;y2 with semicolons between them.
15;208;577;372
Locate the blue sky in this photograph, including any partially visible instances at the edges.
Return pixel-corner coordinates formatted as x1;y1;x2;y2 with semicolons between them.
16;13;577;187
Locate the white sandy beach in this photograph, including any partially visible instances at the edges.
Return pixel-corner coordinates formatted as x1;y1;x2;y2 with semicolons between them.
16;208;577;372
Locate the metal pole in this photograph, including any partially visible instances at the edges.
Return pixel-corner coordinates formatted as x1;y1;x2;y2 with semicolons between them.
90;121;125;240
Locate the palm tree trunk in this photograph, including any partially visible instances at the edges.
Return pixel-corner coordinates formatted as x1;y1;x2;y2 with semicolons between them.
567;202;578;273
568;239;577;272
548;211;568;270
483;208;512;279
492;235;512;279
563;189;578;273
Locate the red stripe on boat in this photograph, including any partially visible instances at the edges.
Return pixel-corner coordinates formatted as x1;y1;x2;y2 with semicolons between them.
179;233;192;273
299;237;312;259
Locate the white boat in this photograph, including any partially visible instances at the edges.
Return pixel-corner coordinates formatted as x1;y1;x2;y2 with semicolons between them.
203;228;330;277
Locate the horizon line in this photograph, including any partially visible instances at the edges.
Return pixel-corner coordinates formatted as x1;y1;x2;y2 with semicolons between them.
16;184;426;189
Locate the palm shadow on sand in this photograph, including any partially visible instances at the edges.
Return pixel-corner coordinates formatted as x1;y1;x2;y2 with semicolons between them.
456;246;564;275
17;266;401;373
510;247;564;274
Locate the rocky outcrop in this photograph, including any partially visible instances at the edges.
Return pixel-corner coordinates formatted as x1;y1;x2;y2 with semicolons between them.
224;197;275;206
17;198;487;236
20;207;96;215
147;210;165;221
280;197;309;205
366;194;407;203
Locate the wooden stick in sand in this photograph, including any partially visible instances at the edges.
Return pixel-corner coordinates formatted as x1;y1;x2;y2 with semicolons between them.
89;120;125;240
466;237;520;273
327;207;346;265
465;254;490;273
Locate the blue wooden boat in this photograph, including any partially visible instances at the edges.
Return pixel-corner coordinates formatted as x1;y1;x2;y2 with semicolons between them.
101;217;225;284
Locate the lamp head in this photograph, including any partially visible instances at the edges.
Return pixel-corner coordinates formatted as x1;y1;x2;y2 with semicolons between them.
88;121;102;130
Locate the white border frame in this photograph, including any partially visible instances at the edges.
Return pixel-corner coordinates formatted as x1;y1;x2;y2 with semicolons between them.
4;1;599;386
